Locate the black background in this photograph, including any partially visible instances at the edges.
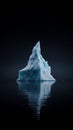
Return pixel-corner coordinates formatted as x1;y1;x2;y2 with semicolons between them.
0;5;73;127
0;6;73;80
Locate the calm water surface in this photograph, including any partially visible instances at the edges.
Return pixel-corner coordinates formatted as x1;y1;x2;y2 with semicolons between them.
0;78;73;124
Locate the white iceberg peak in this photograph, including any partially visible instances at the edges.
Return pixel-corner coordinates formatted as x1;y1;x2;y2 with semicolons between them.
32;41;41;54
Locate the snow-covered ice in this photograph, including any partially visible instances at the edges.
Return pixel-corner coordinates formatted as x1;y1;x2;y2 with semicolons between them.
18;41;55;81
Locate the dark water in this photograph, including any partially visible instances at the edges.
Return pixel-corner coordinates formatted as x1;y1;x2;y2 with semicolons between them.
0;78;73;126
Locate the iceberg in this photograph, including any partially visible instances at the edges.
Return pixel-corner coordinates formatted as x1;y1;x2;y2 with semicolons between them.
18;41;55;81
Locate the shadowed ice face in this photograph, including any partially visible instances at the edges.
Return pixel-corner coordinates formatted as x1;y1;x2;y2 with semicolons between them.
17;81;55;116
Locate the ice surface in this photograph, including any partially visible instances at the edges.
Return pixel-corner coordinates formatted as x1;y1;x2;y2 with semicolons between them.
18;41;55;81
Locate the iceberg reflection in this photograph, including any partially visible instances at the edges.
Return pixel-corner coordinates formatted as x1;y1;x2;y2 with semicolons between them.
17;81;55;116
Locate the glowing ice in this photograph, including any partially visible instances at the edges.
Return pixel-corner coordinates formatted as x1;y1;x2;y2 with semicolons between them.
18;41;55;81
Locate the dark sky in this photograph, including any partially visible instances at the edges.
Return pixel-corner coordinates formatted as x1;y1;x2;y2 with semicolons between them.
0;7;73;80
